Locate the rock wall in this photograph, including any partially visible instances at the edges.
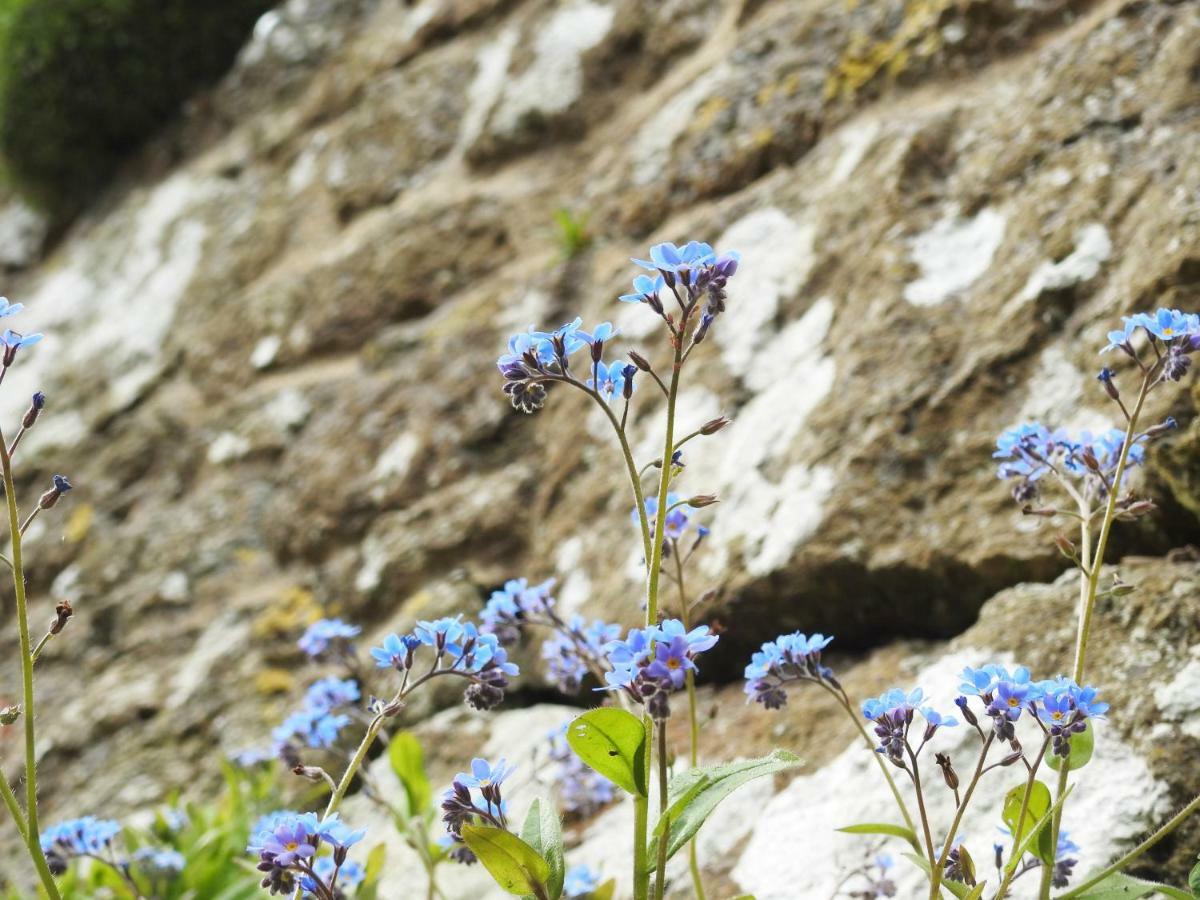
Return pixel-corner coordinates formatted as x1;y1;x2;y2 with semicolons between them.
0;0;1198;894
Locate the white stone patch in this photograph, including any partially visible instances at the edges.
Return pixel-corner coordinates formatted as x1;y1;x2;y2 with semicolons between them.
455;26;519;158
495;288;551;338
158;571;189;603
1;173;213;424
1154;649;1200;738
715;208;817;380
371;432;420;483
1018;223;1111;304
168;612;249;709
695;300;837;576
263;388;311;432
50;564;83;604
554;535;591;617
0;198;48;268
732;649;1170;899
207;432;251;465
830;119;881;185
1014;346;1110;434
904;206;1006;306
251;335;282;369
355;531;389;594
630;65;728;186
489;1;615;136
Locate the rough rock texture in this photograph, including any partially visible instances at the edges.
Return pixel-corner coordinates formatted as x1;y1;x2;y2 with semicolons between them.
1;0;1199;893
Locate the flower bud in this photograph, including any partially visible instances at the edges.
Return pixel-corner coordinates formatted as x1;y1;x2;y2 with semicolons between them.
1054;534;1077;561
1096;367;1119;400
998;751;1024;767
49;600;72;635
700;415;732;435
1115;499;1156;520
38;475;73;510
935;752;959;791
590;339;604;364
291;765;328;783
22;392;45;429
628;350;653;371
1142;417;1177;440
1021;505;1058;518
687;494;718;508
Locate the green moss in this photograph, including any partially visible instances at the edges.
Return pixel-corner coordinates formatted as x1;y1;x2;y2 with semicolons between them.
0;0;273;214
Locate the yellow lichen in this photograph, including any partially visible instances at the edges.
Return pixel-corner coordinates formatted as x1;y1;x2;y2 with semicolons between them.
255;668;296;695
252;586;322;639
63;502;93;543
824;0;952;102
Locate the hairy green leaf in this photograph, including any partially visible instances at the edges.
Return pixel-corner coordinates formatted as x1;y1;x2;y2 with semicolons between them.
565;708;647;797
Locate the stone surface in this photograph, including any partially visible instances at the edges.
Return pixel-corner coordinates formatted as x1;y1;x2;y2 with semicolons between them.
1;0;1199;893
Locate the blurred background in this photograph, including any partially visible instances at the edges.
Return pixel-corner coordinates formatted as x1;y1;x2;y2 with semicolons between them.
0;0;1198;896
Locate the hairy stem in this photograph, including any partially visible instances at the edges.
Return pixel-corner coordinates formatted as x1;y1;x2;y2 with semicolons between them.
993;738;1050;900
671;540;707;900
653;721;670;900
829;689;919;835
0;428;62;899
1056;792;1200;899
930;733;994;900
0;769;28;843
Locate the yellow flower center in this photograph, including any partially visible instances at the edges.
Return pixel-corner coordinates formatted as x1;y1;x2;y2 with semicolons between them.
1164;327;1174;336
285;842;299;852
1007;697;1019;707
667;657;681;669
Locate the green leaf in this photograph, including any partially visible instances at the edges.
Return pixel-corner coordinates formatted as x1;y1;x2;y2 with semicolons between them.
1048;721;1095;772
520;799;565;900
461;824;551;897
649;750;802;866
1005;783;1075;877
1189;857;1200;896
837;822;923;854
1068;872;1193;899
566;708;647;797
388;731;433;816
354;843;387;900
963;885;987;900
589;880;617;900
901;852;975;899
1002;780;1054;868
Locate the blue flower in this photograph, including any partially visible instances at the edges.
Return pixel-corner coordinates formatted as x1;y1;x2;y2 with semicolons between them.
1;329;42;352
643;636;696;690
651;619;719;654
415;616;466;653
548;724;615;816
564;864;601;897
632;241;717;275
576;322;618;345
273;708;350;749
40;817;122;856
636;493;695;540
456;757;514;790
482;578;556;635
919;707;959;730
316;815;366;849
370;632;421;670
619;273;665;304
1103;308;1200;352
303;677;360;713
298;618;361;656
132;847;185;874
259;817;317;867
587;361;636;402
862;687;924;721
0;297;24;319
301;856;366;894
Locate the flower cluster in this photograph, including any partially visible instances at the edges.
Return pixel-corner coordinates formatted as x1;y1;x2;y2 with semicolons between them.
439;758;513;864
248;811;366;897
620;241;741;345
542;617;622;694
132;847;186;876
298;618;362;658
371;615;519;711
273;677;360;752
861;688;959;762
40;816;122;875
1104;307;1200;380
480;577;557;644
993;422;1147;502
957;665;1107;751
496;318;624;413
603;619;718;719
743;631;837;709
546;724;615;818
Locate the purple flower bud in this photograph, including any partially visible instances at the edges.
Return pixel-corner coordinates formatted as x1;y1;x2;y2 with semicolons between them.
22;392;45;429
38;475;73;510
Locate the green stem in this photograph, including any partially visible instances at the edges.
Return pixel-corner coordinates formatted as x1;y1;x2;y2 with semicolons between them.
831;690;919;835
671;539;707;900
633;785;650;900
653;721;670;900
906;748;936;864
1042;376;1147;897
1056;792;1200;899
0;768;28;843
590;389;654;564
930;733;994;900
0;429;62;900
994;739;1050;900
